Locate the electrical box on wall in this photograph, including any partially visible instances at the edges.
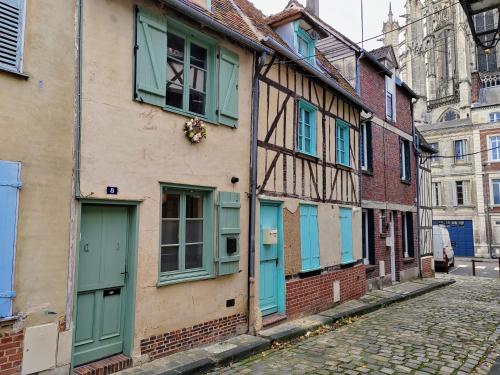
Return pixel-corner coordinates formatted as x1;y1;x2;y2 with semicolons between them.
262;228;278;245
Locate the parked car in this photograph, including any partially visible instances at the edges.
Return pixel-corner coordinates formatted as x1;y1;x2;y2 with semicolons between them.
433;225;455;268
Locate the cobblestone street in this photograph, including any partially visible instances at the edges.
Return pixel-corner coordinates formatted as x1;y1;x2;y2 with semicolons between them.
212;276;500;375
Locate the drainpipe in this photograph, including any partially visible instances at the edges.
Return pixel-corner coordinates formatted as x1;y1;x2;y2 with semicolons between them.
248;51;267;335
65;0;83;331
411;100;423;278
356;51;365;96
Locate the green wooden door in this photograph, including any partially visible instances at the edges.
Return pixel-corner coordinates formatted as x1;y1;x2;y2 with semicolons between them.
74;206;129;366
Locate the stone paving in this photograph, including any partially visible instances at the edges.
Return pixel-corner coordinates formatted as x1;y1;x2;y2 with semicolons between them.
211;276;500;375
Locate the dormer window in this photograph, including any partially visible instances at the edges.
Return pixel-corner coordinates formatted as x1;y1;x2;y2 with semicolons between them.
295;23;316;65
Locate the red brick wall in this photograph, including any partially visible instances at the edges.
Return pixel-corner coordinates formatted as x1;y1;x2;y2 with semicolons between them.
0;330;23;375
140;313;246;360
360;62;386;119
285;264;366;319
421;256;435;278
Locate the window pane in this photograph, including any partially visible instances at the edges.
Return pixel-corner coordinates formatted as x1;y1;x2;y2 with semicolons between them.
186;220;203;243
190;43;207;69
162;193;180;218
298;35;308;56
305;138;311;152
167;60;184;86
161;246;179;272
185;244;203;269
189;90;206;115
166;82;183;109
186;195;203;218
494;180;500;204
161;220;179;245
189;66;206;92
305;123;311;138
168;33;185;60
303;110;310;125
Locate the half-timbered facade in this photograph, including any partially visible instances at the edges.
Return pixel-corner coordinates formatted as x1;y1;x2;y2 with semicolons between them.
235;0;372;324
417;130;437;278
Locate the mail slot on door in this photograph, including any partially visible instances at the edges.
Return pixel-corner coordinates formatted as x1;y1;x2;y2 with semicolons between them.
262;229;278;245
103;288;121;297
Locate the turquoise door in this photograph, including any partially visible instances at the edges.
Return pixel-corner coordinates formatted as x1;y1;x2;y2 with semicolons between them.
74;205;129;366
340;208;354;264
259;203;282;316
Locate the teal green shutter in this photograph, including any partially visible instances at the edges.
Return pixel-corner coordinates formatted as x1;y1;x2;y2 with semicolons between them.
217;192;240;275
218;48;239;127
300;205;320;271
135;8;167;107
0;161;20;318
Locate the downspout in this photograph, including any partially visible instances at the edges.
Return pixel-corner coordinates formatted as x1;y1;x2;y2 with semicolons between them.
356;51;364;96
65;0;83;331
248;51;267;335
411;100;423;278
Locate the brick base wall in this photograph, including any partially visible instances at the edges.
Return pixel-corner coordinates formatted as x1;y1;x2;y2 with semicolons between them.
421;256;435;278
0;330;23;375
285;264;366;319
140;313;246;360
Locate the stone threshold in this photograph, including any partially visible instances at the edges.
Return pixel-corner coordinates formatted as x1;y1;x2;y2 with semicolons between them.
74;354;132;375
115;277;455;375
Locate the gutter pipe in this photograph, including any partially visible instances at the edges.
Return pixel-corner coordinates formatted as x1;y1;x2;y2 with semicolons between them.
411;100;423;278
159;0;272;54
263;37;375;114
248;51;267;334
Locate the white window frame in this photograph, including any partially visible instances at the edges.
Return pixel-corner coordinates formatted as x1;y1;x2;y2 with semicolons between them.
455;180;468;206
490;178;500;206
361;122;368;170
0;0;27;74
489;135;500;161
430;142;440;164
454;139;467;162
489;112;500;123
402;213;409;258
385;75;396;122
401;139;410;181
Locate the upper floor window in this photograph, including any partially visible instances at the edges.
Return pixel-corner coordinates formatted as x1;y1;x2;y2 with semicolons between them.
490;136;500;161
297;100;317;156
454;139;467;161
360;122;372;171
430;142;440;163
385;76;396;121
433;182;441;206
490;112;500;123
455;181;467;206
135;8;239;127
400;139;411;182
336;119;350;167
0;0;25;74
492;179;500;205
295;24;316;65
475;11;498;72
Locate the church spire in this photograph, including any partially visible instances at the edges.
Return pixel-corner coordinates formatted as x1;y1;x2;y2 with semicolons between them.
388;2;393;19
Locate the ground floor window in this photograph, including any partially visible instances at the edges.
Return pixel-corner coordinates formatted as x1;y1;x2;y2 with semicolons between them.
160;185;214;283
362;209;375;265
492;179;500;205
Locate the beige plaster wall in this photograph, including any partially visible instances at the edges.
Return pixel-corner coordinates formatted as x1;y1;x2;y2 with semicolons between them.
80;0;253;353
0;0;76;329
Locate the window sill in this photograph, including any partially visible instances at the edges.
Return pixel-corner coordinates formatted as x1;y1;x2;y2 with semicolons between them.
298;268;322;278
0;315;20;324
0;67;29;80
336;163;352;171
362;169;373;176
453;161;471;166
295;151;319;162
403;257;415;264
157;271;215;287
340;260;356;268
365;264;376;272
400;179;411;185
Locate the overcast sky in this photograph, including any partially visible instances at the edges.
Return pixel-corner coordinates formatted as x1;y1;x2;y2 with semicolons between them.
249;0;406;50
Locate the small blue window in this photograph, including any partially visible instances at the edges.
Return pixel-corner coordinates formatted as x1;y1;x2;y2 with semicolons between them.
300;205;320;272
336;119;350;167
297;100;317;156
295;23;316;65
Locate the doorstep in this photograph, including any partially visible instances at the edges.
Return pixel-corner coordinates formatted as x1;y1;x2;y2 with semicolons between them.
74;354;132;375
114;277;455;375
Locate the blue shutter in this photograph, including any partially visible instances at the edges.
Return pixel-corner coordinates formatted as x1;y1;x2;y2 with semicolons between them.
218;48;239;127
300;205;319;271
217;192;240;275
135;7;167;107
340;208;353;264
0;161;20;318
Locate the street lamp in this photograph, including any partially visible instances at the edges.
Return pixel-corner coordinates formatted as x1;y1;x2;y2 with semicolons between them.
460;0;500;49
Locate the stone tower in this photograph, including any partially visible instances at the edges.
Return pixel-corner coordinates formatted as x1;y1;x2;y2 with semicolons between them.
382;2;400;63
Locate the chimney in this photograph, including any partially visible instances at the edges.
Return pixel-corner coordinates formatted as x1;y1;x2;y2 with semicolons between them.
306;0;319;17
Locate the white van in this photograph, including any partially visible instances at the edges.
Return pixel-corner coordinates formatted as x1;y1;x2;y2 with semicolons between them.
433;225;455;268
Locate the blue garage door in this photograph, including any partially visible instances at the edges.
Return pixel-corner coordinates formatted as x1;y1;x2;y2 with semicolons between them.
433;220;474;257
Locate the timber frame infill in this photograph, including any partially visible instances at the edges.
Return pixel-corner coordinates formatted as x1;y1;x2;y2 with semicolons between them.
419;153;434;256
257;55;362;206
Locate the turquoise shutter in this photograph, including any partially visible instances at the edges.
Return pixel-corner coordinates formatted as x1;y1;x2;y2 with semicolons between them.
218;48;239;127
135;7;167;107
0;161;20;318
300;206;319;271
340;208;353;264
217;192;240;275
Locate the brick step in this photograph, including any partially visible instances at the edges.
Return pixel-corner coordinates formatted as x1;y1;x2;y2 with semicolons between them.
73;354;132;375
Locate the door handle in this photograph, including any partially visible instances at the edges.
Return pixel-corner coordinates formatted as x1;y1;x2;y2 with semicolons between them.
275;258;278;267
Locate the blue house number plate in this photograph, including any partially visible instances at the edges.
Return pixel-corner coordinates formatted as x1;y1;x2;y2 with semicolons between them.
107;186;118;195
